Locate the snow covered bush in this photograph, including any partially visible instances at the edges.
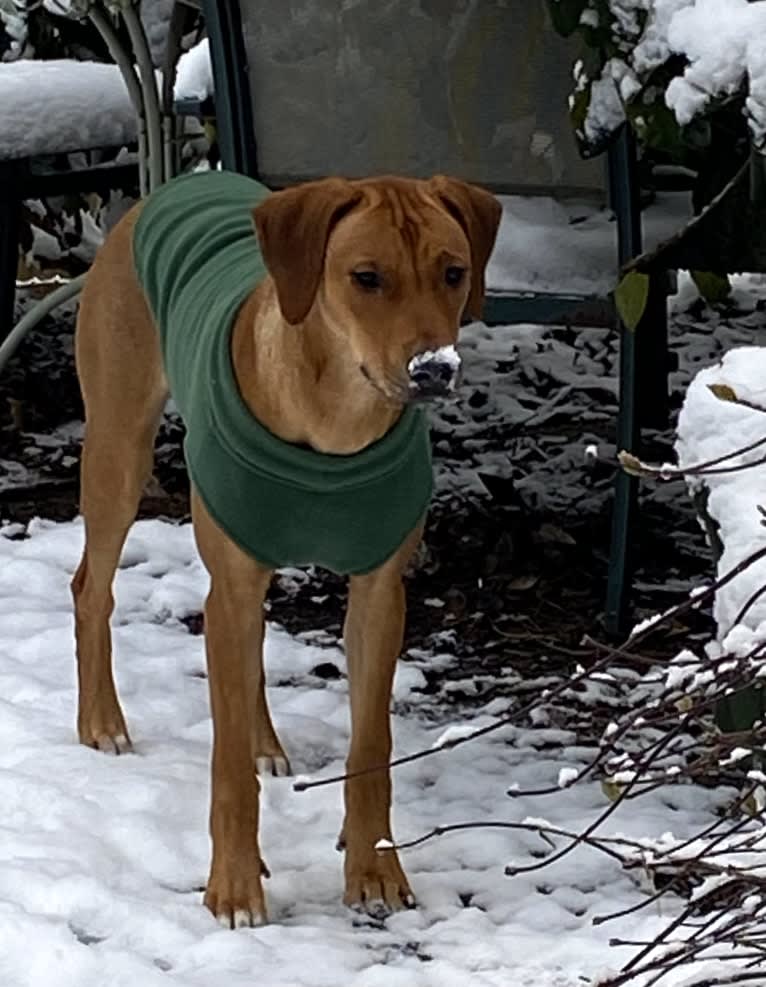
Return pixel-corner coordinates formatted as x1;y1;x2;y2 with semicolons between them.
548;0;766;317
548;0;766;159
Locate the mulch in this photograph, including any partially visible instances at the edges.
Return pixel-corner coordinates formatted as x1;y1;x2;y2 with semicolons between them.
0;304;715;713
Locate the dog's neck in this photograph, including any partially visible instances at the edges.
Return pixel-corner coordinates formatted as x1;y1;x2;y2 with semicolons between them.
231;287;402;455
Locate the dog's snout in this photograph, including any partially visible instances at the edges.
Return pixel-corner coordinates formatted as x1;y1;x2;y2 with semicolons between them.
407;345;461;398
409;359;455;393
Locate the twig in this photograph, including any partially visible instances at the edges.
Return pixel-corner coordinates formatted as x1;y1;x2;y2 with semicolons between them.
622;159;749;276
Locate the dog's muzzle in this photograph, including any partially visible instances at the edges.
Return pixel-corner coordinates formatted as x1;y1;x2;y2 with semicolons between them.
407;345;461;399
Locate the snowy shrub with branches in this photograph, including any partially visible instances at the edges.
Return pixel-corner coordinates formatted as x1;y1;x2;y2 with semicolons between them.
548;0;766;159
283;351;766;986
548;0;766;323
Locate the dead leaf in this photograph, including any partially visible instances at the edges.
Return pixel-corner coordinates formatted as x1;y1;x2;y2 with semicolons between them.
508;574;539;592
536;523;576;547
618;451;643;477
708;383;738;403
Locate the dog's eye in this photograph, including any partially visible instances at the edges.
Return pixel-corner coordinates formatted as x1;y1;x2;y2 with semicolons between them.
351;270;382;291
445;266;466;287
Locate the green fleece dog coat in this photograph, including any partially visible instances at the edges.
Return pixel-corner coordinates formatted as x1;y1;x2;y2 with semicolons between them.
132;171;433;574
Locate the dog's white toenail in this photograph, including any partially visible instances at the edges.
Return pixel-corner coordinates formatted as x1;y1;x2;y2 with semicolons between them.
273;756;290;777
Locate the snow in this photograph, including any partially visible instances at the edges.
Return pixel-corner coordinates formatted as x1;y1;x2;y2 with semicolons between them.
0;43;690;300
409;346;461;373
579;61;627;146
0;516;724;986
676;346;766;637
174;38;213;102
585;0;766;149
486;191;691;296
664;0;766;144
408;346;461;391
0;60;137;159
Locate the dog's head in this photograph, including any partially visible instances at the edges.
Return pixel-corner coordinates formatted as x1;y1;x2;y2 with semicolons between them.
252;175;501;403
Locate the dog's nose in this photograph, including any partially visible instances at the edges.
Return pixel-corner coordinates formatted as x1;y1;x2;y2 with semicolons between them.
407;346;461;398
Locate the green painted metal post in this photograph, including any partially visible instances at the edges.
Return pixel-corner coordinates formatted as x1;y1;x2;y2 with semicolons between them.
200;0;258;177
605;127;642;635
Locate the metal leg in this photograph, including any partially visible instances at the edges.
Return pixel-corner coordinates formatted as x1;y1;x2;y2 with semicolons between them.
636;273;671;430
605;127;642;635
200;0;258;177
0;161;22;343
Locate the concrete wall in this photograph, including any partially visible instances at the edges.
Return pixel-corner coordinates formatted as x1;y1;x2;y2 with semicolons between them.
239;0;603;196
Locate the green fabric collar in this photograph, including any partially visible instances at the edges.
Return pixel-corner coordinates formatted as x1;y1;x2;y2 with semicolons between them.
209;327;427;493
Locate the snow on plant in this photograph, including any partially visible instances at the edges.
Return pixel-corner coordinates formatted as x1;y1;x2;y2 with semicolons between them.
549;0;766;154
550;1;766;323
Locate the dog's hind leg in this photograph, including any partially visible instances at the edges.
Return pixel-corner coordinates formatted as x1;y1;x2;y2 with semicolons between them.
71;206;167;753
72;404;164;752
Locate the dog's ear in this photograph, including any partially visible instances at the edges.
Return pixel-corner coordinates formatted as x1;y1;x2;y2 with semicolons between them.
253;179;363;325
429;176;502;321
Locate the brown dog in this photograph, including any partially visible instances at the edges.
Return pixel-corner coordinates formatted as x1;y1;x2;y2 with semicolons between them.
71;171;501;927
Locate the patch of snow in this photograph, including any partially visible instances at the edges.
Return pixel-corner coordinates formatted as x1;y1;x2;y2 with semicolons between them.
585;0;766;148
558;767;579;788
486;192;691;296
584;61;627;144
0;517;726;986
664;0;766;145
408;345;461;372
407;346;461;387
174;38;213;102
0;59;137;159
676;346;766;637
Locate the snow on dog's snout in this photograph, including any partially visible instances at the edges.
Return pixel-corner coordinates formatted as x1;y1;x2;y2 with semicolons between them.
407;345;461;375
407;345;462;392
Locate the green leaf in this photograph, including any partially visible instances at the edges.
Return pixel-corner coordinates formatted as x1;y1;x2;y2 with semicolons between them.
546;0;589;37
601;779;625;802
627;99;686;157
614;271;650;331
690;270;731;304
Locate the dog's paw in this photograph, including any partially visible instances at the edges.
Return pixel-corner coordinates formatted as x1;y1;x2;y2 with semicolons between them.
254;754;291;778
78;703;132;755
204;867;267;929
344;847;415;915
94;732;132;755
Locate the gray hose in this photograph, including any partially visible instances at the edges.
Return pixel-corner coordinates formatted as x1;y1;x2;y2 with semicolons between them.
0;276;85;375
121;1;164;191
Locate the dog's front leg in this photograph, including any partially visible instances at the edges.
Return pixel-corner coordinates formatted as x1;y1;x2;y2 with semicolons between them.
342;524;423;914
192;490;273;928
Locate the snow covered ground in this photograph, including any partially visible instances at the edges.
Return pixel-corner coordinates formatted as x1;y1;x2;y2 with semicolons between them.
2;287;765;984
0;517;730;987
